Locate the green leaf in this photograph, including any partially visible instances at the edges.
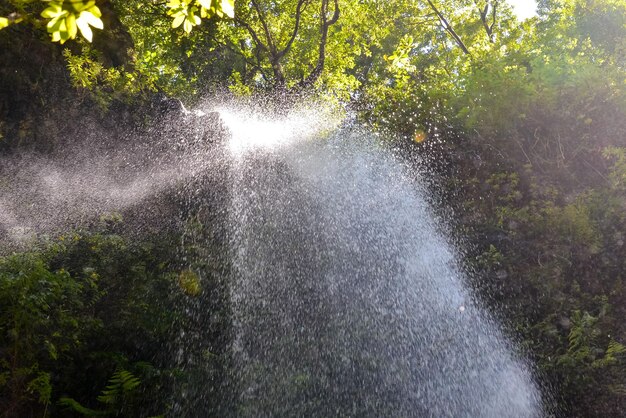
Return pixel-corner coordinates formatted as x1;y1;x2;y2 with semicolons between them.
58;397;109;416
48;17;67;42
87;5;102;18
189;13;201;25
46;15;63;30
172;13;185;28
197;0;212;9
183;18;193;33
76;10;103;42
65;13;77;40
79;10;103;29
221;0;234;18
41;3;63;19
76;17;93;41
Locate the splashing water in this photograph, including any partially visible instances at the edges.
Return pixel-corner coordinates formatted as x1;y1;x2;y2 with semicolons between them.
218;105;341;156
0;99;544;416
221;105;543;417
0;110;224;246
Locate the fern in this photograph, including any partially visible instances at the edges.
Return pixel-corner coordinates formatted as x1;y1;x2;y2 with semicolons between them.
593;340;626;368
567;310;599;356
58;369;141;416
26;371;52;404
97;368;141;405
58;397;109;416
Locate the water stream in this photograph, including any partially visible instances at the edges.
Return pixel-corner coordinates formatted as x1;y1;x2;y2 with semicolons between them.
0;102;544;416
220;107;543;417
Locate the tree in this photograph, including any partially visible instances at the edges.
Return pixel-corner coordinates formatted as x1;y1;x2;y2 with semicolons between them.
233;0;339;90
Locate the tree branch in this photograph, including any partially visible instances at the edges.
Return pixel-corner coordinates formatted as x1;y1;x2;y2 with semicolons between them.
276;0;309;60
235;17;269;53
225;41;269;83
300;0;340;87
251;0;277;54
426;0;470;55
490;1;497;34
474;0;497;43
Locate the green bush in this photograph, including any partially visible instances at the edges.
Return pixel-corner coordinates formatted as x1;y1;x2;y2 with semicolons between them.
0;223;181;417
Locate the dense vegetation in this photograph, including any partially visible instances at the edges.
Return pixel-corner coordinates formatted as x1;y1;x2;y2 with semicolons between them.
1;0;625;416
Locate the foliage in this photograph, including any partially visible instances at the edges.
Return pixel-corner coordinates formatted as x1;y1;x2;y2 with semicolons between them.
58;368;143;416
0;222;181;417
167;0;234;34
0;252;89;416
340;0;626;415
41;0;103;44
62;46;155;109
0;0;233;44
178;269;202;296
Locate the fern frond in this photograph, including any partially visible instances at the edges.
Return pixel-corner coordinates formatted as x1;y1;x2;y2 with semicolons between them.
58;397;109;416
96;368;141;404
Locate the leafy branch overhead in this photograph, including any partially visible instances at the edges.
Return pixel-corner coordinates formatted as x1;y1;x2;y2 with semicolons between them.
41;1;103;44
0;0;234;44
167;0;235;34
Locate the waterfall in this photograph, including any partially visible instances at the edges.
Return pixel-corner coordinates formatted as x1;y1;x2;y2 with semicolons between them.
219;106;543;417
0;100;545;416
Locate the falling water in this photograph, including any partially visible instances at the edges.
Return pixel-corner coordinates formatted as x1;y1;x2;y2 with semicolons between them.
0;99;544;416
219;105;543;417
